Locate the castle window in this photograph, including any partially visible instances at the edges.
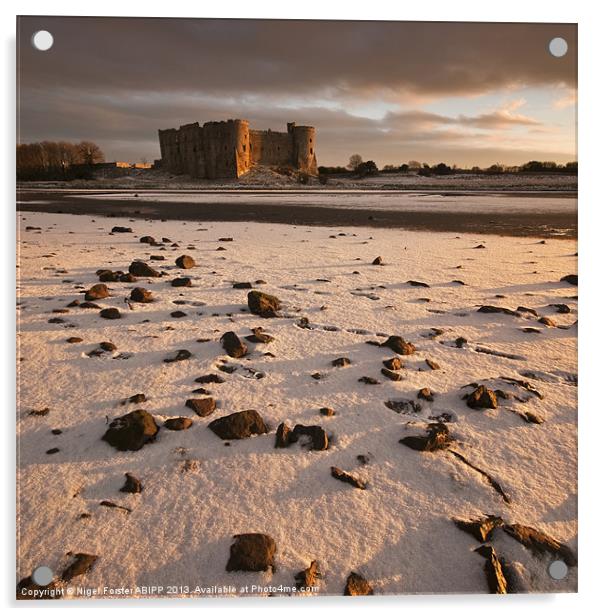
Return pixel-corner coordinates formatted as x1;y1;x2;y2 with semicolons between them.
310;148;313;154
242;144;246;152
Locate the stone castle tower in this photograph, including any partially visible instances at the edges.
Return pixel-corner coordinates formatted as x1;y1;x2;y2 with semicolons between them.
158;119;317;179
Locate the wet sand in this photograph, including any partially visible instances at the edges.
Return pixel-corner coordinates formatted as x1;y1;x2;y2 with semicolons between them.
17;190;577;238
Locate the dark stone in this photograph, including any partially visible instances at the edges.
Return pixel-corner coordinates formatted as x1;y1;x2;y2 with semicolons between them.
119;273;137;283
332;357;351;367
111;226;132;233
561;274;578;285
474;546;507;594
66;337;83;344
221;331;248;358
372;256;383;265
275;422;291;448
517;306;538;316
331;466;366;489
478;305;521;317
385;399;422;414
455;337;468;348
85;283;109;301
175;255;195;269
164;417;193;431
61;553;99;583
344;572;373;596
358;376;380;385
226;533;276;572
247;290;281;317
466;385;498;409
551;303;571;314
294;560;320;591
139;235;156;244
453;515;504;542
208;409;268;440
290;424;329;450
120;473;143;494
233;281;253;289
80;301;101;309
407;280;430;288
425;358;441;370
538;316;556;327
102;409;159;451
320;407;335;417
381;367;403;381
100;308;121;320
383;357;403;370
46;448;60;455
130;287;153;303
170;311;187;318
503;523;577;567
164;349;192;363
381;335;416;355
127;393;147;404
171;277;192;287
195;374;225;384
245;327;275;343
29;407;49;416
99;341;117;351
98;269;120;282
400;422;452;452
417;388;434;401
186;398;216;417
128;261;161;277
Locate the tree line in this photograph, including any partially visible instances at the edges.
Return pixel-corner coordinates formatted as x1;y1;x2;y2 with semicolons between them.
17;141;105;180
318;155;578;178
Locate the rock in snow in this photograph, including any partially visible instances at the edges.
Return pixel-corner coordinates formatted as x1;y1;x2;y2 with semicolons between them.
102;409;159;451
226;533;276;572
208;410;269;440
247;290;281;317
344;572;374;595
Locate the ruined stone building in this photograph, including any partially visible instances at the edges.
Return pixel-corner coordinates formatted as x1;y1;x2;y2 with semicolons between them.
158;119;317;179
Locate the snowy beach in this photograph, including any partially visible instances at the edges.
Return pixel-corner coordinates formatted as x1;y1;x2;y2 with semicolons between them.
17;211;577;597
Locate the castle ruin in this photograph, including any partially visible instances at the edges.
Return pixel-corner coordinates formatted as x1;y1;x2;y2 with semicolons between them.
158;119;317;179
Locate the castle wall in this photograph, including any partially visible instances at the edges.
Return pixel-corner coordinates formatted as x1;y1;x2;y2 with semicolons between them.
249;130;293;167
158;119;316;179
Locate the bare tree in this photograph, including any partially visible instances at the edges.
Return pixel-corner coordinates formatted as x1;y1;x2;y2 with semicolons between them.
17;140;105;180
347;154;363;171
76;141;105;165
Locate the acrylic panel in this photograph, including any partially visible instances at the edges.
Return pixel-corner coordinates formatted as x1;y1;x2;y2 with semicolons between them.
16;16;577;600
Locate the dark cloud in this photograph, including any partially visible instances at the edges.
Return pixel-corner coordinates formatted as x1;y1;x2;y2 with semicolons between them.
17;17;577;165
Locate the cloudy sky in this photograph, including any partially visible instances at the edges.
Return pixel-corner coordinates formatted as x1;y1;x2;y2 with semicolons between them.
18;17;577;167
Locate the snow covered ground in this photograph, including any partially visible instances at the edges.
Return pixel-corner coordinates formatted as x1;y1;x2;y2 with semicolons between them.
16;212;577;598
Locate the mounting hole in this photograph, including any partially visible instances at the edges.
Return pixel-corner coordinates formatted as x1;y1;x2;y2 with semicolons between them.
32;30;54;51
31;566;54;586
549;37;568;58
548;560;568;580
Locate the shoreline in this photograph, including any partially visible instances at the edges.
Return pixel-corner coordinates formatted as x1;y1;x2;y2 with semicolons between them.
17;191;577;239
